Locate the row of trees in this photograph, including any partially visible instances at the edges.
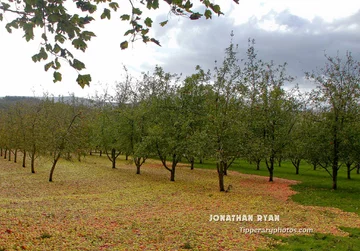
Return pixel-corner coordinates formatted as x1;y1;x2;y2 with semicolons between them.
1;38;360;190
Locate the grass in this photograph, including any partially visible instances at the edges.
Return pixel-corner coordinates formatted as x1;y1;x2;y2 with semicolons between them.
192;159;360;251
0;154;360;250
193;159;360;216
258;227;360;251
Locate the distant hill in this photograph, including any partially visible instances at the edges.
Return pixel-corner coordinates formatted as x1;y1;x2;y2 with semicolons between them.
0;96;96;109
0;96;41;109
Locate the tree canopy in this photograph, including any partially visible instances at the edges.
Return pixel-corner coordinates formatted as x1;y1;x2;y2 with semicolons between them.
0;0;239;87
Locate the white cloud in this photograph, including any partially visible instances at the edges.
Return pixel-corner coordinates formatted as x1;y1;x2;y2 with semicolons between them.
0;0;359;97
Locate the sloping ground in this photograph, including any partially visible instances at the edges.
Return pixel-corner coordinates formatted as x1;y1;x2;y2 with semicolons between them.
0;156;359;251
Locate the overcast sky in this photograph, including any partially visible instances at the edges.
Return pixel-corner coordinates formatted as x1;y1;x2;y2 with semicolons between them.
0;0;359;97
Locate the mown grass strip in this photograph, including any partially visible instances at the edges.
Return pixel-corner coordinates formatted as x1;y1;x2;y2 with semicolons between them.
193;159;360;215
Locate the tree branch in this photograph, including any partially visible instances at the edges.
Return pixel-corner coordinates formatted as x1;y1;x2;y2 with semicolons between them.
0;6;32;16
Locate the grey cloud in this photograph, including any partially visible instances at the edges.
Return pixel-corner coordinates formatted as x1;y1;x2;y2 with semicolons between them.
145;9;360;89
274;10;309;30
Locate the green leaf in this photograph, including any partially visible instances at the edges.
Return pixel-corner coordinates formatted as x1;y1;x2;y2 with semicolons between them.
5;20;18;33
72;39;87;52
71;59;86;71
213;4;221;13
48;14;61;23
32;54;39;63
55;34;66;43
44;62;54;71
184;0;193;11
120;14;130;21
53;58;61;70
109;2;119;11
120;41;128;50
1;3;10;10
81;15;95;25
76;1;97;13
76;74;92;88
124;29;135;36
23;23;34;42
132;8;142;15
141;28;149;35
39;47;48;60
190;13;202;20
146;0;153;9
41;33;47;41
142;36;150;43
209;4;223;15
144;17;153;27
204;9;212;19
0;13;3;21
53;71;62;83
147;0;159;9
159;20;168;27
203;0;210;7
101;8;111;19
150;38;161;46
53;44;61;54
45;43;52;51
81;31;96;41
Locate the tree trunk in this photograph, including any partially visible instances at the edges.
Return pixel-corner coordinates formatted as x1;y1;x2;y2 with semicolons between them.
332;167;338;190
111;148;116;168
269;167;274;182
292;159;301;175
332;146;338;190
190;157;194;170
266;157;274;182
331;117;339;190
4;148;7;159
100;150;102;157
134;157;146;175
313;162;317;171
22;150;26;167
256;159;261;170
14;149;17;163
136;164;141;175
135;158;141;174
332;146;339;189
31;154;36;173
49;153;61;182
217;162;225;192
126;154;129;161
0;148;2;156
224;162;229;176
31;145;36;173
170;167;176;181
346;163;352;179
357;163;360;174
8;150;11;161
170;156;177;182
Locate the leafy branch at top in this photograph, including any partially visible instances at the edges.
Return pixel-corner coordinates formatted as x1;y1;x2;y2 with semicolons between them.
0;0;239;87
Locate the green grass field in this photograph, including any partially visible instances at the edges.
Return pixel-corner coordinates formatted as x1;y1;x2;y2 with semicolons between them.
0;155;359;251
193;159;360;251
194;159;360;216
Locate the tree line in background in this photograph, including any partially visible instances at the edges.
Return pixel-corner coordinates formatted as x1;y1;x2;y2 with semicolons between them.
1;38;360;191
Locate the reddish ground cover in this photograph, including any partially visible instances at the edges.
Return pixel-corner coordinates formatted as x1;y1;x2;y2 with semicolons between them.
0;156;359;250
